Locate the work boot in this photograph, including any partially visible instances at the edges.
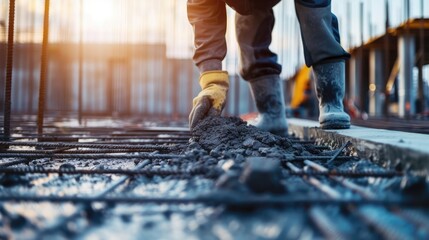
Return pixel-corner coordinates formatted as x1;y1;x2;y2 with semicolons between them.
248;74;288;136
312;60;350;129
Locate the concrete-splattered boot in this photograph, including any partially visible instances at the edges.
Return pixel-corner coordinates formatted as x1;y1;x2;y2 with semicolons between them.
249;75;288;136
313;61;350;129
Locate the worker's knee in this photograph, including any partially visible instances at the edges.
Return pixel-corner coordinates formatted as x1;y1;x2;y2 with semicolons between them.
295;0;330;8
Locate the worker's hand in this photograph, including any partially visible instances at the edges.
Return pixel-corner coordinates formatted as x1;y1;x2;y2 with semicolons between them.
189;71;229;129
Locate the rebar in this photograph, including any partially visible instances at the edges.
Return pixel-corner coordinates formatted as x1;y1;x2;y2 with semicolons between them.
288;156;356;161
327;141;351;164
309;207;349;240
304;159;429;237
0;141;180;151
354;206;416;240
0;165;403;178
0;153;184;160
393;209;429;233
285;169;404;178
0;195;427;207
3;0;16;142
38;159;151;236
0;152;354;162
5;149;169;154
78;0;83;124
10;136;190;142
304;160;376;198
286;162;341;198
289;160;416;239
13;132;191;138
0;166;211;177
0;158;31;167
37;0;50;135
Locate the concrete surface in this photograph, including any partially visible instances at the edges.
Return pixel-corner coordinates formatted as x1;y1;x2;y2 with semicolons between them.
288;118;429;173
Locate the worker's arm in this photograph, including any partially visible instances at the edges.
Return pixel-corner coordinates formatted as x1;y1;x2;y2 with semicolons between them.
187;0;229;129
187;0;227;72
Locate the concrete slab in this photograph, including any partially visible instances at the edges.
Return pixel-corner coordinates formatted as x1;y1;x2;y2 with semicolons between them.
287;118;429;173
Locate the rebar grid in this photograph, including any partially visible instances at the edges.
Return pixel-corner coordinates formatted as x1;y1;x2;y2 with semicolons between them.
0;119;428;239
303;159;429;238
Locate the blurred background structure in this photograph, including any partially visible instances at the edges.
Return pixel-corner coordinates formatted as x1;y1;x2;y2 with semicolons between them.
0;0;428;122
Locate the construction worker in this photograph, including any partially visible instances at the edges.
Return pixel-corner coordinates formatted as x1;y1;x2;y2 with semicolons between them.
188;0;351;136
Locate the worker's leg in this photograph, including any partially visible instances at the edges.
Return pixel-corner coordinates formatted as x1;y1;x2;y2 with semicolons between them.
236;9;287;136
235;8;281;80
295;0;351;129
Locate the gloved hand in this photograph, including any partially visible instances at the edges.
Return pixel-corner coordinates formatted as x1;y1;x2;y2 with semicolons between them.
189;71;229;129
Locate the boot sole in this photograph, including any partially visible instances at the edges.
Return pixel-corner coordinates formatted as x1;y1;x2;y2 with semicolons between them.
268;128;289;137
320;120;350;129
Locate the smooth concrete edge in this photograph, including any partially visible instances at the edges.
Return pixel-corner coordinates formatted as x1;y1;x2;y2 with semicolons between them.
287;118;429;174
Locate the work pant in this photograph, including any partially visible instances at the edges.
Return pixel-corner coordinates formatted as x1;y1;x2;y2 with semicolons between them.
236;0;350;80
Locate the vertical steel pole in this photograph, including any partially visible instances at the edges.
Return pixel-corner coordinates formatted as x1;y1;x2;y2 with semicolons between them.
234;74;240;116
359;1;363;46
78;0;83;124
398;35;416;118
404;0;410;22
27;0;36;114
383;0;390;116
37;0;50;135
417;0;425;113
125;1;132;116
3;0;16;142
357;1;364;110
171;0;178;119
346;1;351;49
369;49;384;117
188;58;194;118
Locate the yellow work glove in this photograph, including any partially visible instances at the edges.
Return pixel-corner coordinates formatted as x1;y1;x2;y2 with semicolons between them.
189;70;229;129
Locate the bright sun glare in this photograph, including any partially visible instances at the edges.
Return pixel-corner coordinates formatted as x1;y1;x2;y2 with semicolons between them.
84;0;117;26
